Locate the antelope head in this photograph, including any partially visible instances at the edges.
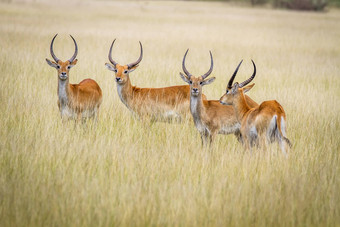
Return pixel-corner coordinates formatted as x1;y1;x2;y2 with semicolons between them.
46;34;78;81
220;60;256;105
105;39;143;85
179;49;215;97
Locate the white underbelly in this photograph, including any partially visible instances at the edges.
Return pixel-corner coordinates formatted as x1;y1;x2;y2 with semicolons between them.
60;106;76;118
163;110;180;118
60;106;95;119
194;119;207;133
149;110;182;122
218;123;240;135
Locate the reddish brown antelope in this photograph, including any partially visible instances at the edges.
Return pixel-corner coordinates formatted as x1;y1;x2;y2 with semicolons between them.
219;60;292;154
105;39;206;122
46;34;102;122
179;50;258;146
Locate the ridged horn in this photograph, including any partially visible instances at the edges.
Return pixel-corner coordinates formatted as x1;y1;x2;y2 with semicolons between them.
228;60;243;88
108;39;118;66
50;34;60;63
127;41;143;69
68;35;78;63
182;49;192;78
239;60;256;88
201;51;213;80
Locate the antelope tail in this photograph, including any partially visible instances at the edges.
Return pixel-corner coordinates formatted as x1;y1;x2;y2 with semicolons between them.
276;115;292;148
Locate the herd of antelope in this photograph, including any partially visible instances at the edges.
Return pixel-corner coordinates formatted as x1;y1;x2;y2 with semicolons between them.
46;34;292;154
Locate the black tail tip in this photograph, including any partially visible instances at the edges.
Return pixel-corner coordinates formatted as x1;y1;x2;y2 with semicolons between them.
284;137;292;148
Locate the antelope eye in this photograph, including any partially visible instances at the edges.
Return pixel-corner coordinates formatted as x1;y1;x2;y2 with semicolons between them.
57;65;60;69
199;81;203;85
67;66;71;69
124;70;128;74
189;81;192;84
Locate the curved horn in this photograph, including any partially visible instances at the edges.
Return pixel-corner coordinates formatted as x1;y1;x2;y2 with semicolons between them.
239;60;256;88
227;60;243;88
182;49;192;78
50;34;60;63
201;51;213;79
68;35;78;63
108;39;118;66
127;41;143;69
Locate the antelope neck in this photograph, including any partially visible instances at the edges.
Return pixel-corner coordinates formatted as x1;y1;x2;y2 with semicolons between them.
190;93;203;125
116;76;133;109
58;78;69;107
233;92;251;123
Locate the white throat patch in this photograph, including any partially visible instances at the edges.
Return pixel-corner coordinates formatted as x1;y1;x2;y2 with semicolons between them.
58;79;68;106
190;96;205;132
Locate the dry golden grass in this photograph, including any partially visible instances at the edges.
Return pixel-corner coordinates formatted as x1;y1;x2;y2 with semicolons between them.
0;1;339;226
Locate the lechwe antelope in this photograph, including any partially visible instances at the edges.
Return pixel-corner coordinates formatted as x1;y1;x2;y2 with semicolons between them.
46;34;102;122
180;50;258;146
219;60;292;154
105;39;206;122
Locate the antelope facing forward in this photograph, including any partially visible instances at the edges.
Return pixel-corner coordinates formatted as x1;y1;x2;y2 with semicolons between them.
219;60;292;154
105;39;206;122
46;34;102;122
180;50;258;146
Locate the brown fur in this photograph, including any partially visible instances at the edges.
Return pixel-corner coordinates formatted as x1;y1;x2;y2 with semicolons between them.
46;59;102;121
181;75;258;146
220;83;291;153
58;78;102;113
106;63;206;121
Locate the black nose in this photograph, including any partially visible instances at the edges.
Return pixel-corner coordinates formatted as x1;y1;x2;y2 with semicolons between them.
61;72;66;76
193;88;198;92
116;78;121;82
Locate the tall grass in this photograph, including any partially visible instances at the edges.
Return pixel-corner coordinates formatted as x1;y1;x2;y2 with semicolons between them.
0;1;339;226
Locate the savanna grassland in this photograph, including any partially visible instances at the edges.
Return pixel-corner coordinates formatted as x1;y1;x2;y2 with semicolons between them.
0;0;339;226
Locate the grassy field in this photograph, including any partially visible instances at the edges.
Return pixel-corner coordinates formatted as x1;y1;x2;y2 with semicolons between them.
1;0;340;226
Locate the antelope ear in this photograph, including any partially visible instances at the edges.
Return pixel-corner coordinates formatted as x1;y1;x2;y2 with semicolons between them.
105;63;116;71
46;58;58;69
70;59;78;65
243;83;255;93
128;65;138;73
232;83;239;94
201;77;215;86
128;64;139;72
180;72;190;84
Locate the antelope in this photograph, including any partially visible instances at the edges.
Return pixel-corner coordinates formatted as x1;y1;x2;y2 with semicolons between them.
46;34;102;122
219;60;292;154
104;39;206;122
179;50;258;146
